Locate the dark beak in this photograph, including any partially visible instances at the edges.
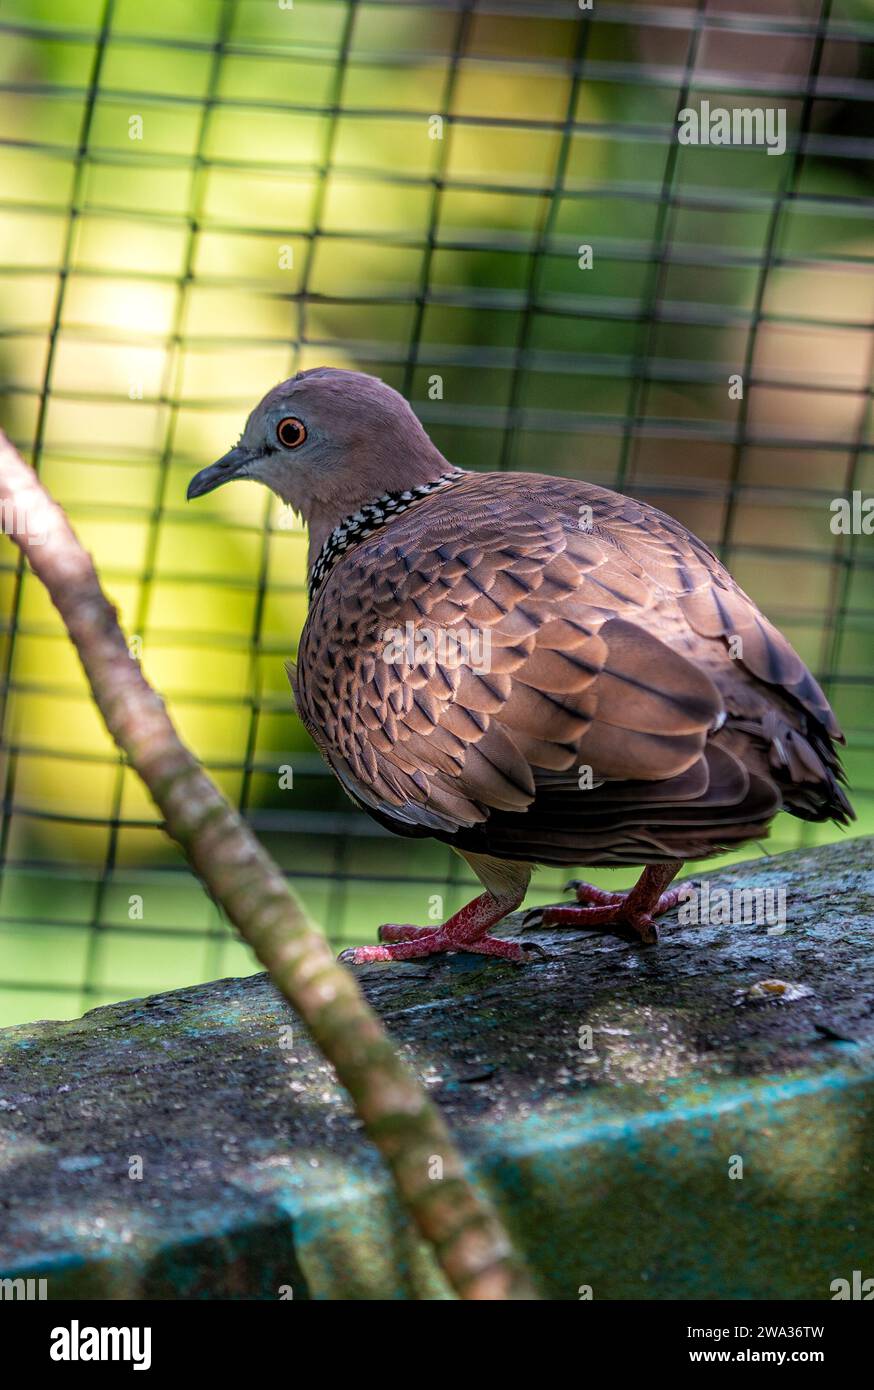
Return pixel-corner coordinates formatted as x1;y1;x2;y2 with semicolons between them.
186;446;252;500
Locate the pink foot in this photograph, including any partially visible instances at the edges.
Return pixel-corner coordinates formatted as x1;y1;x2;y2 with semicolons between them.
377;923;434;943
532;901;662;944
566;878;686;916
338;932;545;965
524;864;685;946
337;888;543;966
564;879;626;907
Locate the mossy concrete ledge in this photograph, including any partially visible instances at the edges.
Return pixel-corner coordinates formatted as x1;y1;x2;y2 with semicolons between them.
1;837;872;1300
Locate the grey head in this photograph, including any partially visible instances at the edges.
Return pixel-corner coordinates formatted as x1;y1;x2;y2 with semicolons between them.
187;367;451;557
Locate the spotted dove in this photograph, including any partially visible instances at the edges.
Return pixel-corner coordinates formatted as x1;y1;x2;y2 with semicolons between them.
187;368;853;963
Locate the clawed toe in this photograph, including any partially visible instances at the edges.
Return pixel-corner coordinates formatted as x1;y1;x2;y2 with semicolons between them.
563;879;624;907
338;869;681;968
633;914;659;945
538;901;660;945
518;941;550;960
460;935;546;963
338;930;541;965
338;938;437;965
377;923;434;943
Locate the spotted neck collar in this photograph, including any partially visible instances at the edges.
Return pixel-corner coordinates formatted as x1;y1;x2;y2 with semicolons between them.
307;469;465;602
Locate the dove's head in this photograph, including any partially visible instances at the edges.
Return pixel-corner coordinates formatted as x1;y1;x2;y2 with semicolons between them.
186;367;450;552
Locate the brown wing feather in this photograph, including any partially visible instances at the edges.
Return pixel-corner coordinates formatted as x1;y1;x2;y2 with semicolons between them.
293;471;852;863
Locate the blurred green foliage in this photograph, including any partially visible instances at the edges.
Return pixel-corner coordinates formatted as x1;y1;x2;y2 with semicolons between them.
0;0;871;1025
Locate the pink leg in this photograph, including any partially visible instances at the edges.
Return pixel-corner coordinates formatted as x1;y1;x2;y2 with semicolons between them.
338;887;538;965
526;862;684;945
377;924;433;942
564;880;625;907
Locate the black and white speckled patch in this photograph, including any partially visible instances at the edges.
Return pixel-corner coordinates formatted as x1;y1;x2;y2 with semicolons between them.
307;470;465;602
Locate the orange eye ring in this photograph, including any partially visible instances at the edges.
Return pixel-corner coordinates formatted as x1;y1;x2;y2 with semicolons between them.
277;417;306;449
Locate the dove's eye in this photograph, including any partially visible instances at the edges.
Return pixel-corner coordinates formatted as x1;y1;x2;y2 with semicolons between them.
277;417;307;449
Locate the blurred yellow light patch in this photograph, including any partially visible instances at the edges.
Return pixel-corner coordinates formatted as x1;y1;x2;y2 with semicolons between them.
180;346;295;407
448;125;564;187
53;338;167;401
72;214;187;278
43;397;166;460
64;275;177;338
321;175;432;237
205;108;324;167
0;210;66;270
202;168;318;229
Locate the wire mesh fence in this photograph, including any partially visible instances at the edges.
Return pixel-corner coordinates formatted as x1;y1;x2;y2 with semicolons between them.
0;0;872;1027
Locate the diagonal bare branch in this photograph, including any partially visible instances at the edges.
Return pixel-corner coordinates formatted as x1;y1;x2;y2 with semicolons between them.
0;430;538;1302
